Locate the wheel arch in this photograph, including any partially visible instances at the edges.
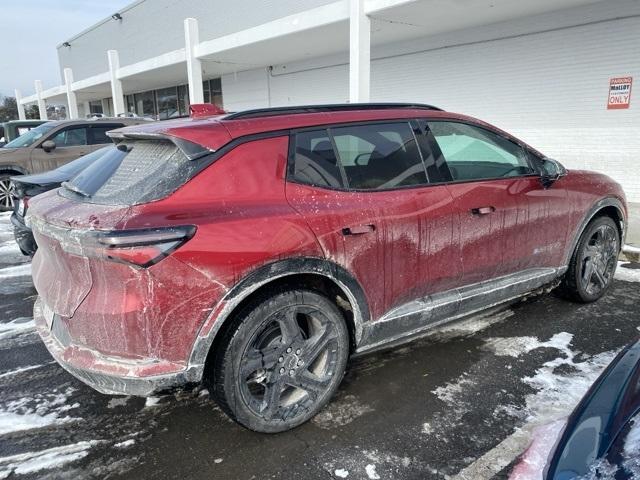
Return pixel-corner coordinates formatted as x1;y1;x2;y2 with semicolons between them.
188;257;371;377
564;196;626;265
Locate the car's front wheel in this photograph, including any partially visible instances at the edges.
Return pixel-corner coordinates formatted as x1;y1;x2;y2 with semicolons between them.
209;289;349;433
0;174;16;212
560;216;620;303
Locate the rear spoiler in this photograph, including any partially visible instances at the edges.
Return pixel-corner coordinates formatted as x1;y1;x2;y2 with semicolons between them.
106;131;213;161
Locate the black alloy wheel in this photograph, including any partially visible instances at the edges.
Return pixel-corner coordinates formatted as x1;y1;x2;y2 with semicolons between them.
210;289;349;433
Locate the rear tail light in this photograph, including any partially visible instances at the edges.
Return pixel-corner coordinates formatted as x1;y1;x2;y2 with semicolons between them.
60;225;196;268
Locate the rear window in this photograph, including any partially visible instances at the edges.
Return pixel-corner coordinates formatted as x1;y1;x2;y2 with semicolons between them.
61;140;207;205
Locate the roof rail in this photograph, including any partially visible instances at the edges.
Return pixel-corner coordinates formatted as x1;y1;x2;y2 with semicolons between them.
224;103;443;120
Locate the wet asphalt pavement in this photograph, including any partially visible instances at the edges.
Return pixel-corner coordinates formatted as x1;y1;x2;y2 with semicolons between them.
1;210;639;480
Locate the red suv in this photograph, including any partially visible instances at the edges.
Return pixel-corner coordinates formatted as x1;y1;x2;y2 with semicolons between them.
29;104;626;432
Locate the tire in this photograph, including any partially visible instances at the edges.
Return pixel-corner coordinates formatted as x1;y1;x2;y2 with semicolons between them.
0;173;16;212
208;289;349;433
559;216;620;303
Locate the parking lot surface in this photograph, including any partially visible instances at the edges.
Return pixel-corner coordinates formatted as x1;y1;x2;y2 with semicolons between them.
1;211;639;480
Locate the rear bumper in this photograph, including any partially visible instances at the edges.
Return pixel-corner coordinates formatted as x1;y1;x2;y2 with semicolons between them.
10;212;37;256
34;298;203;396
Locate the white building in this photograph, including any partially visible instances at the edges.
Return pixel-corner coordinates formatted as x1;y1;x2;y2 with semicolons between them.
15;0;640;201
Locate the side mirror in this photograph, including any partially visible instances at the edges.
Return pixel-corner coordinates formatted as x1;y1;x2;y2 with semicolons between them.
42;140;56;153
540;157;567;188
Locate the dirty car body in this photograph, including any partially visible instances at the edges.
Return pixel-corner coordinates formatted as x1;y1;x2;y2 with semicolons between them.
27;103;627;432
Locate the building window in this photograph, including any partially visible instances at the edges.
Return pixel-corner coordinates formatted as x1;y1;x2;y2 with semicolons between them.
156;86;179;120
125;94;135;114
203;78;223;108
134;91;156;118
89;100;103;115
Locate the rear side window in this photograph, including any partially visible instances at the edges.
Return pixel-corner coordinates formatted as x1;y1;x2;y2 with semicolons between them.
89;124;124;145
331;123;427;190
291;122;428;190
293;130;344;188
428;121;533;181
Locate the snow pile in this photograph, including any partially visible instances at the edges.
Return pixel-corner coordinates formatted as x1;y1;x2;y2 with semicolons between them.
114;439;136;449
0;441;99;478
0;387;80;435
483;332;573;358
365;464;380;479
312;394;374;429
615;262;640;283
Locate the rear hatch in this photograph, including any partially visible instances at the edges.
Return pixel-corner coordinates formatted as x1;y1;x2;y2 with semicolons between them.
29;133;222;319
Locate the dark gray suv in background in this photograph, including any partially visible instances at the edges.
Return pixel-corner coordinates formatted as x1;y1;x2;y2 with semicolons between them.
0;117;148;210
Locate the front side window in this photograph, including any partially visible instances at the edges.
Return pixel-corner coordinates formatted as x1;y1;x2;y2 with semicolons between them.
49;126;88;147
331;122;428;190
428;121;534;181
4;123;56;148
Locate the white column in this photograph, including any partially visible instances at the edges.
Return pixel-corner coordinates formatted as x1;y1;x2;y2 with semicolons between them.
63;68;79;119
34;80;48;120
107;50;126;116
349;0;371;103
82;101;90;118
14;89;26;120
184;17;204;104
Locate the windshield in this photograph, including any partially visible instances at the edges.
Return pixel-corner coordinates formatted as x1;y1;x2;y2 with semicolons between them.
3;122;56;148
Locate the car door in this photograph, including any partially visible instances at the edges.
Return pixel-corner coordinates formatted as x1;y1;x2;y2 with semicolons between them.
285;121;461;321
30;125;90;173
426;120;555;284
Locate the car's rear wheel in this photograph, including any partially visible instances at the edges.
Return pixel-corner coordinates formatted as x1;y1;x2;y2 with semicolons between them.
560;216;620;303
209;289;349;433
0;174;16;212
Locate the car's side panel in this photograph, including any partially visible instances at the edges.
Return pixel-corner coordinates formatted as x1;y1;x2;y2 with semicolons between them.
446;179;527;283
285;181;461;322
106;135;324;362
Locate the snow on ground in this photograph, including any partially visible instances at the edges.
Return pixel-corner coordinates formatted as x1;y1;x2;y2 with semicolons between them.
616;262;640;283
450;333;617;479
430;308;515;339
0;317;34;339
0;362;53;380
482;332;573;358
0;263;31;279
322;448;430;480
312;394;374;429
0;441;100;478
0;387;80;435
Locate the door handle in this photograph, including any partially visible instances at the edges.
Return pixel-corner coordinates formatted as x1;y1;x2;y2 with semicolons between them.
470;206;495;216
342;224;376;236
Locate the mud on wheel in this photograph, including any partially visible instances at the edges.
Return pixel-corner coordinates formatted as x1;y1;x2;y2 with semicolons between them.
560;215;620;303
209;289;349;433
